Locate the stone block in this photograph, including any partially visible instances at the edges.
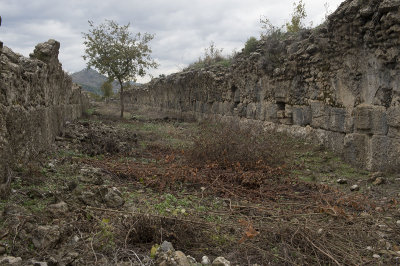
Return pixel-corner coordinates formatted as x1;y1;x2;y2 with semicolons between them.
329;107;346;132
284;105;293;118
315;129;345;154
279;118;292;125
246;103;257;119
292;105;312;126
344;110;354;133
277;110;285;119
254;103;263;120
211;102;219;114
388;127;400;138
310;101;330;130
220;101;232;115
264;103;279;122
354;104;388;135
274;87;289;103
343;133;368;169
369;135;390;171
387;106;400;127
387;138;400;171
353;104;371;130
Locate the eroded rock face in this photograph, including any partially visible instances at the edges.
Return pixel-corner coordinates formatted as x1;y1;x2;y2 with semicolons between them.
127;0;400;171
0;40;89;192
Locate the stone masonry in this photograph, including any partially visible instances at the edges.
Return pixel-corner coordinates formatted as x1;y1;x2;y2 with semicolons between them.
0;39;88;192
127;0;400;172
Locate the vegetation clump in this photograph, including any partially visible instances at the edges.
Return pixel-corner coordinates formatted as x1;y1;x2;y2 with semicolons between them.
186;42;233;70
188;121;288;171
243;36;258;55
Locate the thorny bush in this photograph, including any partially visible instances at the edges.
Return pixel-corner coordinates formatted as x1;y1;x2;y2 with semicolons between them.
187;121;289;171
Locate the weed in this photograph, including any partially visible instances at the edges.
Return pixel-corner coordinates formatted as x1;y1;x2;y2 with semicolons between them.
98;218;115;250
187;121;288;170
85;108;95;116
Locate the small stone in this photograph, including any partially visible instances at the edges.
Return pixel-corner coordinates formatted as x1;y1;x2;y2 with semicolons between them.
350;185;359;191
201;256;211;265
373;177;385;186
396;220;400;226
373;254;380;259
32;225;61;249
29;260;48;266
186;255;196;263
71;235;80;244
336;179;347;184
159;241;175;253
100;187;125;208
0;256;23;265
173;251;190;266
47;201;68;216
317;228;323;234
360;212;372;218
212;257;231;266
366;246;373;251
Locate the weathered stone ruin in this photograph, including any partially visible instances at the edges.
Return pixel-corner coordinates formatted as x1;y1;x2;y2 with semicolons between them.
0;39;88;195
126;0;400;172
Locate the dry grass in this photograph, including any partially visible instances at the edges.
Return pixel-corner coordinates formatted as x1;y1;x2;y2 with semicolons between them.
2;108;400;265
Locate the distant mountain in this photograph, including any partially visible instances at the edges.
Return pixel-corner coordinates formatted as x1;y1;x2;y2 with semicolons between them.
70;68;119;95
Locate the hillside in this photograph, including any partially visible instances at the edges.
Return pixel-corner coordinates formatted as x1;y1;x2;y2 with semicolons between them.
70;68;119;95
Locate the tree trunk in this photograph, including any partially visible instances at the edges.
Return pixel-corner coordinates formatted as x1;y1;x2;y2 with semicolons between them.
119;81;124;118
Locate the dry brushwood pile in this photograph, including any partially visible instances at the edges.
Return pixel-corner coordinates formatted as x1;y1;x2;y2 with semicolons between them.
1;103;400;265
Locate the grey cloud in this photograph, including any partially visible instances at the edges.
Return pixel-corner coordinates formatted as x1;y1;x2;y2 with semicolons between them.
0;0;343;82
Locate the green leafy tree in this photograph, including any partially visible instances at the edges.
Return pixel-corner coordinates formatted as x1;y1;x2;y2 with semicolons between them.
82;20;158;117
243;36;258;55
101;80;113;101
286;0;307;33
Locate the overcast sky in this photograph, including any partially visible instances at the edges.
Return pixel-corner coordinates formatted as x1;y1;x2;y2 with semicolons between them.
1;0;344;82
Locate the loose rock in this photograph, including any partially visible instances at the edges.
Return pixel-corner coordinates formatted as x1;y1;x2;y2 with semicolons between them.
32;225;60;249
174;251;190;266
47;201;68;216
201;256;211;264
350;185;360;191
100;187;125;208
373;177;386;185
159;241;175;253
0;255;23;265
212;257;231;266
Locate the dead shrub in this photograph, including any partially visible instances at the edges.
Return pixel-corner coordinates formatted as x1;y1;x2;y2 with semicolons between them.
187;121;289;171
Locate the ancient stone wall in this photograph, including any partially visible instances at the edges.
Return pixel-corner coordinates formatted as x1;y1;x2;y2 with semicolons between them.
0;39;89;188
127;0;400;172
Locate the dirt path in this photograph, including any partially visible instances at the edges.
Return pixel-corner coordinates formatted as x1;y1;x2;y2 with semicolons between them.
0;102;399;265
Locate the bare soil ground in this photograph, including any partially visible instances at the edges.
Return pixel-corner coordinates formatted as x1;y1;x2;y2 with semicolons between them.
1;102;400;265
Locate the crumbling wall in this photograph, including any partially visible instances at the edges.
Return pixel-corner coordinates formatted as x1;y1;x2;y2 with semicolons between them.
127;0;400;172
0;39;89;188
